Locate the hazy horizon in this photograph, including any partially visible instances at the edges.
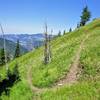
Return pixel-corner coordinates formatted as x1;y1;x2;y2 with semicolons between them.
0;0;100;34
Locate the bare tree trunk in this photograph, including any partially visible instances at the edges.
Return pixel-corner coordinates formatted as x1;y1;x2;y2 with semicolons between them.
44;23;49;64
48;29;53;62
0;23;8;71
44;23;52;64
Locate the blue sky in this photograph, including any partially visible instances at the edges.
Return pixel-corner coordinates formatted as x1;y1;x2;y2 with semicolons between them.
0;0;100;34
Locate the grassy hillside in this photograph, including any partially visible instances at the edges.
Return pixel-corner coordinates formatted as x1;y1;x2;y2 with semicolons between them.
0;19;100;100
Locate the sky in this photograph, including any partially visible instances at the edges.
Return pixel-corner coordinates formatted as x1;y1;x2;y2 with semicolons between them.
0;0;100;34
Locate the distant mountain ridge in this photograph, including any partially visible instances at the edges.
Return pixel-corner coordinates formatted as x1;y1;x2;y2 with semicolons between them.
0;33;45;51
0;38;28;58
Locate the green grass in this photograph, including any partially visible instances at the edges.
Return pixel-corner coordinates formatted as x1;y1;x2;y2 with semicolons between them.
0;80;33;100
40;81;100;100
79;29;100;81
0;19;100;99
30;19;100;88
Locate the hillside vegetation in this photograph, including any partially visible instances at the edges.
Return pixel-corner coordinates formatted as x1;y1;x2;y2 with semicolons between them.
0;19;100;100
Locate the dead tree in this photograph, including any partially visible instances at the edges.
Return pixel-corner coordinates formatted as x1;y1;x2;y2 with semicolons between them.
48;29;53;61
0;23;8;71
44;23;51;64
44;23;48;64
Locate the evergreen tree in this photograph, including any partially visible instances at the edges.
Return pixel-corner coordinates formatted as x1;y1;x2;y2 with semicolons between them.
7;68;12;78
0;48;5;66
14;40;20;58
13;63;20;80
63;30;66;35
58;31;61;36
69;28;72;32
0;48;10;66
6;53;10;62
77;23;80;29
80;6;91;26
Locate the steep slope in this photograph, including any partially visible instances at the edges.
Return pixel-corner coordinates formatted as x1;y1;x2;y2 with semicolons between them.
0;19;100;100
56;34;90;86
3;33;44;51
40;20;100;100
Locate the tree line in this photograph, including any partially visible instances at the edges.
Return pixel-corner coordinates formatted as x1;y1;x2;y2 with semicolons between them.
57;6;91;36
0;5;91;66
44;5;91;64
0;40;20;66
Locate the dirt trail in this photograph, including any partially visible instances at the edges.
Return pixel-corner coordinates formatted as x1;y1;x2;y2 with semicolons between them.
56;34;89;86
27;34;89;94
27;65;43;94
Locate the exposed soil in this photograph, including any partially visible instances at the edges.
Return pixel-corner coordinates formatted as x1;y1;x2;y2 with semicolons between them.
27;34;90;94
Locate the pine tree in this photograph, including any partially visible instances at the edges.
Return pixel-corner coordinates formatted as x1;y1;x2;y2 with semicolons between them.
77;23;80;29
14;40;20;58
80;6;91;26
58;31;61;36
0;48;10;66
13;63;20;80
0;48;5;66
7;68;12;78
63;30;66;35
69;28;72;32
